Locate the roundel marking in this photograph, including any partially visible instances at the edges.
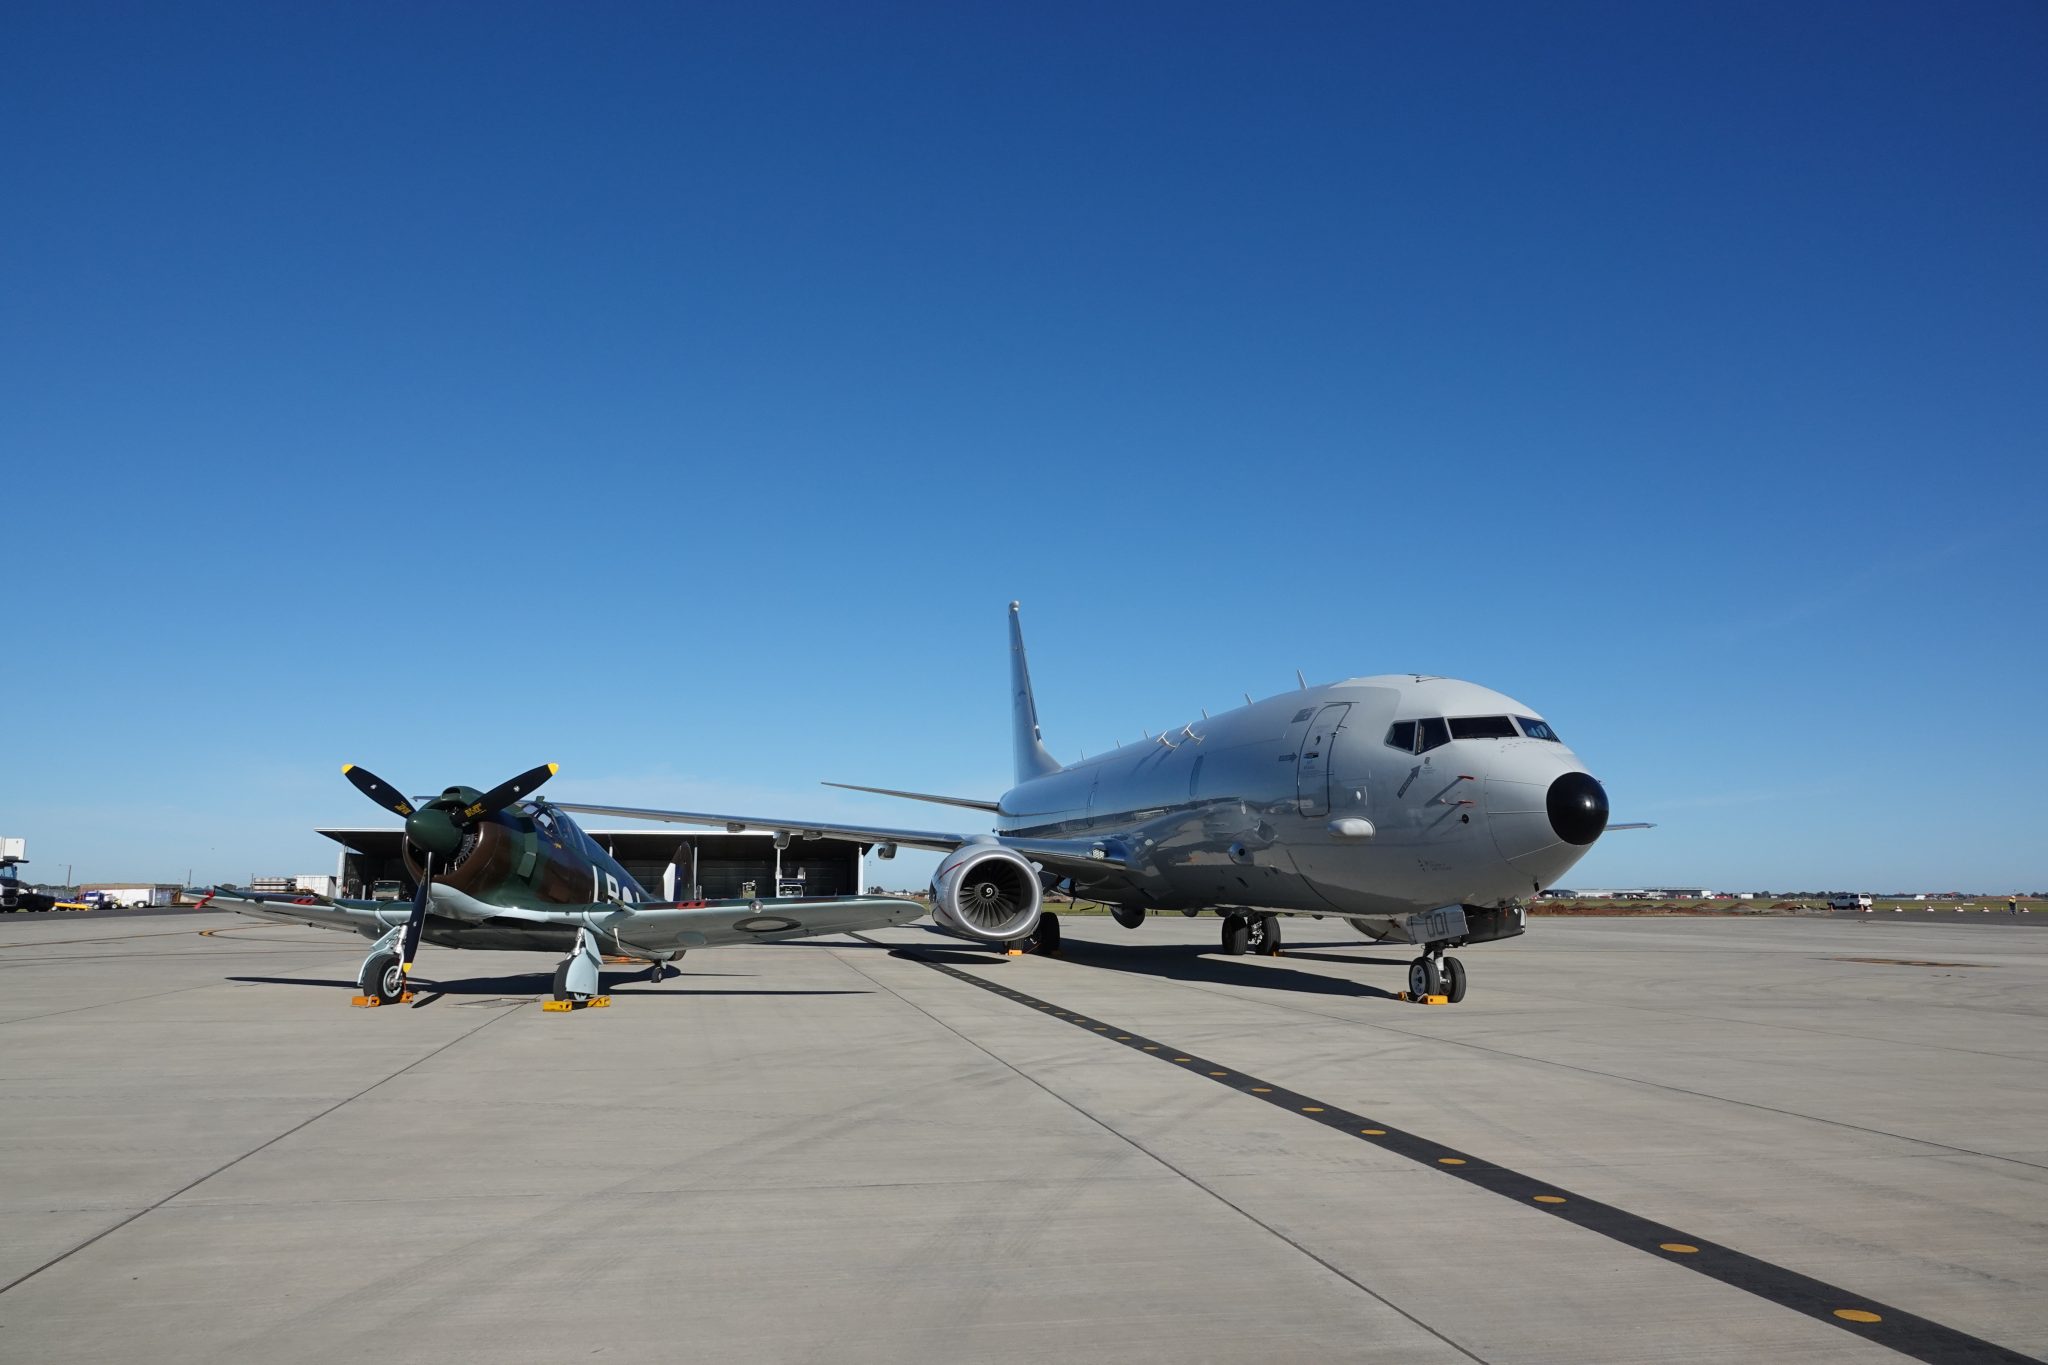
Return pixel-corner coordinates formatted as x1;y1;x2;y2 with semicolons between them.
733;915;801;934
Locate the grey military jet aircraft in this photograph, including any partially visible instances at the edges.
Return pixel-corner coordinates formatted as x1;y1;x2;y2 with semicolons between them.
200;763;923;1007
557;605;1646;1003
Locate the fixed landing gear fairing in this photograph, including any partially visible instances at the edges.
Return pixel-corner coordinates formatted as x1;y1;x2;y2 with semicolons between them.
203;762;921;1007
556;606;1648;1003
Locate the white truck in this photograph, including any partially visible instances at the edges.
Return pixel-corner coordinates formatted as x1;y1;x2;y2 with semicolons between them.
1828;893;1875;911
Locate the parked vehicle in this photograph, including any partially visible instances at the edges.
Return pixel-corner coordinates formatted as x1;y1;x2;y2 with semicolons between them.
1;878;57;913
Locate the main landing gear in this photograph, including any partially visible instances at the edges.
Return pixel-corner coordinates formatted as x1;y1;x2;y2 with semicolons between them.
352;923;414;1006
1406;947;1467;1003
1220;913;1283;957
545;929;612;1011
1006;910;1062;956
358;951;407;1006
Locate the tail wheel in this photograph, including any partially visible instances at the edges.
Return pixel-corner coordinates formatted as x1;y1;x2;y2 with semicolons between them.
1407;957;1441;997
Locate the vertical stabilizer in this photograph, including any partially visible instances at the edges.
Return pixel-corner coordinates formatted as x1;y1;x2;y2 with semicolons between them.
1008;602;1061;784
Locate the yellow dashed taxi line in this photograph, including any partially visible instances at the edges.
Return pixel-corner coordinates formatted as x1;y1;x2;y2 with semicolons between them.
862;940;2018;1365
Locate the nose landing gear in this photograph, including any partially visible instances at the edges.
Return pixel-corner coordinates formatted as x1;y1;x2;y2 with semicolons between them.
1405;947;1467;1004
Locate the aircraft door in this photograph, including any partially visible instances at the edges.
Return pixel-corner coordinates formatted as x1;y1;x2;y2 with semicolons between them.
1296;703;1351;817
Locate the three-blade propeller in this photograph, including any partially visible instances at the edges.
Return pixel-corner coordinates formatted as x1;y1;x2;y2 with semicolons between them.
341;761;558;984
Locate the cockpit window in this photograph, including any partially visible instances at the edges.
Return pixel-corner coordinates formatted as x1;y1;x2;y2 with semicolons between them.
1416;717;1450;752
1448;715;1518;740
1517;717;1560;741
1384;721;1416;752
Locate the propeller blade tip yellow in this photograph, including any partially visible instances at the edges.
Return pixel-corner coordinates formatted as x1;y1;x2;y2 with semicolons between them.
341;763;354;774
548;763;560;775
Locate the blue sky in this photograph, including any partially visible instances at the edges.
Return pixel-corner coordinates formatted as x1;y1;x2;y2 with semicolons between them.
3;2;2043;892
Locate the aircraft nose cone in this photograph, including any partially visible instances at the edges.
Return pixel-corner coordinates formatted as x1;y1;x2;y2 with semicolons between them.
1546;771;1609;846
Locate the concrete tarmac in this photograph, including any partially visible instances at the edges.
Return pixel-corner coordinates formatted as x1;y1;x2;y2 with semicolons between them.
0;911;2042;1363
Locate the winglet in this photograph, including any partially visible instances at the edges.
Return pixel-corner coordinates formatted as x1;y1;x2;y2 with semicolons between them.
1009;602;1061;784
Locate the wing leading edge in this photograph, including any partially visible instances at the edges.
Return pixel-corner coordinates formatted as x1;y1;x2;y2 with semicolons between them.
549;801;1130;877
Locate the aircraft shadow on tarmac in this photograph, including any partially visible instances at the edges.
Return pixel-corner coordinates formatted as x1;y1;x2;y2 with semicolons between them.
1016;938;1414;1001
227;973;871;1004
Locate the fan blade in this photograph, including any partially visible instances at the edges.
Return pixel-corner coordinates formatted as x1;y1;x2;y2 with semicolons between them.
399;858;431;983
343;764;416;818
465;763;559;818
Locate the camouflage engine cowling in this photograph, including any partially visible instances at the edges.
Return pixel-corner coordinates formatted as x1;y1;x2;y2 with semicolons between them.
929;844;1042;943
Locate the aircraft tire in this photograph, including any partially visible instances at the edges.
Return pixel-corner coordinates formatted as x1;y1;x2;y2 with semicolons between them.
361;952;404;1005
1221;914;1250;956
1247;914;1283;956
1441;956;1467;1003
1407;957;1441;998
1034;911;1062;955
551;960;573;1001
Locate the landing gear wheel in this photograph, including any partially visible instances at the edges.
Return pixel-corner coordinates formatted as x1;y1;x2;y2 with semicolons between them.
361;952;404;1006
647;961;668;984
551;960;574;1001
1220;913;1250;956
1246;913;1283;956
1441;956;1467;1003
1032;911;1062;955
1407;956;1441;998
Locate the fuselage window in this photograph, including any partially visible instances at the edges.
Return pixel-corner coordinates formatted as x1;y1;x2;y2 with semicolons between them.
1448;715;1518;740
1385;721;1417;752
1517;717;1561;741
1416;717;1450;752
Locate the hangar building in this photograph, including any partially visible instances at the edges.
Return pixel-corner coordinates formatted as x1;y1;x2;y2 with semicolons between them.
316;828;871;902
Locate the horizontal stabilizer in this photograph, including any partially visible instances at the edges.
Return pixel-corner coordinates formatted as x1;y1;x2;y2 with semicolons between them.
822;781;1001;813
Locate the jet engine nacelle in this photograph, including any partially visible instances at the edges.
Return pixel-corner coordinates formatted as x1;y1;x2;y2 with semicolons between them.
929;844;1042;944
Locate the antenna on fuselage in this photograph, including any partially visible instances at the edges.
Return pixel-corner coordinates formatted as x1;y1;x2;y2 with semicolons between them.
1295;669;1307;690
1244;693;1252;706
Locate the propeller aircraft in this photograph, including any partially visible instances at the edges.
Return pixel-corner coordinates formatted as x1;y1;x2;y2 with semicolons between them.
201;762;922;1007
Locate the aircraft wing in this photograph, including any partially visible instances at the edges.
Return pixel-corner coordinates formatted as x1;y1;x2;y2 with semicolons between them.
199;888;392;935
414;886;928;952
553;801;965;851
551;802;1132;876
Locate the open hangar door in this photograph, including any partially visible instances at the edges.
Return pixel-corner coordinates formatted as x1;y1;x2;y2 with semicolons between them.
318;828;868;900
